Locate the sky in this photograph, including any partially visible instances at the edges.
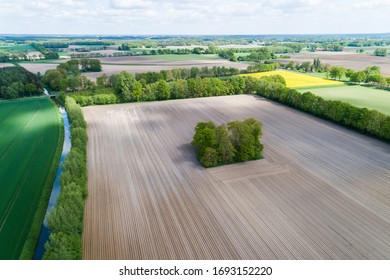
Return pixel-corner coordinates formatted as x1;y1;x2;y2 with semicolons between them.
0;0;389;35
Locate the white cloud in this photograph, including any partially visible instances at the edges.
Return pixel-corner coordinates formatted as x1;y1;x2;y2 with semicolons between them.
0;0;389;34
110;0;152;9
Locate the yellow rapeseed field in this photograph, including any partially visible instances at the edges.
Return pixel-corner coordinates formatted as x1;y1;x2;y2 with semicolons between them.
241;70;344;88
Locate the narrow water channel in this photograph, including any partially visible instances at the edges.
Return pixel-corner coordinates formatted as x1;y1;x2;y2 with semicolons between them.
33;106;71;260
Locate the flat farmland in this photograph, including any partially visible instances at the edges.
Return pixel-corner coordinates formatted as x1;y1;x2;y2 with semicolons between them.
0;98;61;259
241;70;344;88
298;85;390;115
83;95;390;260
83;56;249;81
20;56;250;81
18;62;60;74
276;52;390;76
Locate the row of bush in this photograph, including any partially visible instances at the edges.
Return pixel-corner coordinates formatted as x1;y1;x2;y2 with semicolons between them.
43;97;88;260
191;119;264;168
251;78;390;141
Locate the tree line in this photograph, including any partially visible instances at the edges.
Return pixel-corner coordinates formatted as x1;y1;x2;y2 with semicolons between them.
43;97;88;260
191;118;264;168
31;43;59;59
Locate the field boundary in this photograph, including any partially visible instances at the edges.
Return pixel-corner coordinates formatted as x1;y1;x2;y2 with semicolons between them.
18;100;64;260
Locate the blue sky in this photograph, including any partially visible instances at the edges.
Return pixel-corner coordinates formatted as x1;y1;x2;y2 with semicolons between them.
0;0;389;34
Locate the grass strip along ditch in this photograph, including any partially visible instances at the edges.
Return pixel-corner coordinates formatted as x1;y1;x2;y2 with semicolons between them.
43;97;88;260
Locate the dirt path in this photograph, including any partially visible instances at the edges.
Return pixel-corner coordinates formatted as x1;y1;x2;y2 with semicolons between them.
83;95;390;259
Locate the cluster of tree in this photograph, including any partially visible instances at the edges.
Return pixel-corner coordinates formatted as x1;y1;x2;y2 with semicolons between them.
342;66;390;86
218;50;237;61
79;59;102;72
43;43;69;48
44;97;88;260
321;43;344;52
109;71;248;103
219;48;277;62
118;45;216;55
43;59;101;91
191;119;264;167
69;52;106;59
0;66;43;99
56;64;283;107
251;78;390;141
31;43;59;59
134;66;240;84
284;60;331;73
72;41;112;46
246;63;275;73
374;48;388;57
238;48;276;62
280;43;304;53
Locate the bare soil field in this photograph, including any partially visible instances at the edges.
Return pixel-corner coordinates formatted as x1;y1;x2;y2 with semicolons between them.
83;56;249;80
98;55;245;66
276;52;390;75
0;63;14;68
18;62;60;74
83;95;390;260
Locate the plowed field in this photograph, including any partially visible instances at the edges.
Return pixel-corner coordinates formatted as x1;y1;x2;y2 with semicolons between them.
83;95;390;260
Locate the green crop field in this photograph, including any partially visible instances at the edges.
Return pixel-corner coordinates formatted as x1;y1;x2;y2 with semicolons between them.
0;44;34;52
298;85;390;115
0;98;61;259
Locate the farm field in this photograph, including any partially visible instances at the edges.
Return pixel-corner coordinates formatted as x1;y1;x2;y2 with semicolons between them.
298;85;390;115
0;98;61;259
84;56;249;80
242;70;344;88
97;55;243;65
276;52;390;76
18;62;60;75
83;95;390;260
19;55;249;81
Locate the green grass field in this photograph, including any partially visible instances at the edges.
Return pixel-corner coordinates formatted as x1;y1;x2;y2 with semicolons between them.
0;98;61;259
298;85;390;115
0;44;34;52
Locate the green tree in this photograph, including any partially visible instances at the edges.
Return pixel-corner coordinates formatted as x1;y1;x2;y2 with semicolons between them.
132;81;143;102
215;125;236;164
329;66;345;80
350;71;366;83
114;71;136;102
155;80;170;100
374;48;387;57
313;58;321;72
191;121;217;157
43;232;82;260
199;147;218;168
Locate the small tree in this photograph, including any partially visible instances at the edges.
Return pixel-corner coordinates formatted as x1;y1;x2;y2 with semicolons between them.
374;48;387;57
